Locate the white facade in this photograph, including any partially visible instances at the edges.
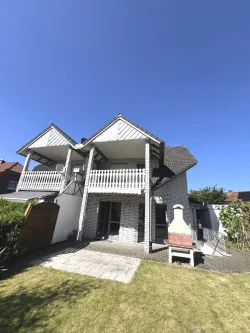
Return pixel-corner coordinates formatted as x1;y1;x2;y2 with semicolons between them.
52;192;82;244
16;115;197;252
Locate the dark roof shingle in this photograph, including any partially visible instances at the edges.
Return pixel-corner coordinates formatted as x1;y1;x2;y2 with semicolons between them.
152;146;197;189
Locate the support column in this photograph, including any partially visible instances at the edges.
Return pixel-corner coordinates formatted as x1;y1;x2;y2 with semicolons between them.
16;150;33;191
77;146;95;242
144;140;151;253
60;146;73;192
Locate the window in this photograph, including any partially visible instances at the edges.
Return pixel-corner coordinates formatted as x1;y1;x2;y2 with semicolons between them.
155;204;167;239
7;181;17;190
137;163;145;169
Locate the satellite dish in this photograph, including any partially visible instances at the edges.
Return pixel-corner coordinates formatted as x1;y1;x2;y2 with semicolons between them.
56;164;65;174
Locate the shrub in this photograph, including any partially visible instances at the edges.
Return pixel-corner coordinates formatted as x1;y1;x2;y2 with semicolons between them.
0;198;37;262
189;185;226;204
219;199;250;250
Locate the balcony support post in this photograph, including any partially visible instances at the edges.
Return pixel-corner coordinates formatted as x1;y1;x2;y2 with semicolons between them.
77;145;95;242
16;150;33;192
144;140;151;253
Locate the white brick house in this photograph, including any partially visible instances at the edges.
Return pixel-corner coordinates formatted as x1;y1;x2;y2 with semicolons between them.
3;114;197;253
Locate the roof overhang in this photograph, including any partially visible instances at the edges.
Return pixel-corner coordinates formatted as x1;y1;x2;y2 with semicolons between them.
75;114;165;163
17;124;84;165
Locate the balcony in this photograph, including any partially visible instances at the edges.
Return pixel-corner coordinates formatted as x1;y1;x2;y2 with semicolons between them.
18;171;63;192
88;168;145;194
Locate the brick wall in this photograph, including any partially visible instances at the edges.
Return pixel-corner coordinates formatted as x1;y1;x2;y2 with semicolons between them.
83;193;144;242
154;172;192;226
81;158;192;244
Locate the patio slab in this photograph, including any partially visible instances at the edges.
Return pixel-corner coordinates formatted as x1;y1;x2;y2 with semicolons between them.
31;249;141;283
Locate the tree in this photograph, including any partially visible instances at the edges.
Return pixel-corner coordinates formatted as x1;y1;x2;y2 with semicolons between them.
189;185;226;204
219;199;250;249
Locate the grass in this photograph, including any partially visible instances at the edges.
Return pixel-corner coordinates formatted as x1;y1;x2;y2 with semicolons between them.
0;261;250;333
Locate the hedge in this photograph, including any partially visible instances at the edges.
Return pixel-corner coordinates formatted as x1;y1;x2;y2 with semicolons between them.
0;198;37;262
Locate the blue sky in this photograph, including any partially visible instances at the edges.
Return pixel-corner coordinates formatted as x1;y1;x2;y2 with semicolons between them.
0;1;250;191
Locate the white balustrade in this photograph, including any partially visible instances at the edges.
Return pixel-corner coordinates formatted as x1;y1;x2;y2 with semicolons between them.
18;171;63;191
88;169;145;193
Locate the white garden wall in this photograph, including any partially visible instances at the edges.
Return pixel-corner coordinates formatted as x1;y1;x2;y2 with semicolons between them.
52;192;82;244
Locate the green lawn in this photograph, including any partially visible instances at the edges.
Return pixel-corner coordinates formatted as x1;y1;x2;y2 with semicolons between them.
0;261;250;333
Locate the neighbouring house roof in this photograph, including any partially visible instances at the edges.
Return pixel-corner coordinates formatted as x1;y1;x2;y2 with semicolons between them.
152;146;197;189
224;191;250;202
0;162;23;174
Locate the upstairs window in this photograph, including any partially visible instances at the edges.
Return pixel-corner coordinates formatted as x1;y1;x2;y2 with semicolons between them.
137;163;145;169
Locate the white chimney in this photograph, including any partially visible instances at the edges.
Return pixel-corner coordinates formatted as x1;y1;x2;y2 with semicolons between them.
168;205;191;235
168;205;193;247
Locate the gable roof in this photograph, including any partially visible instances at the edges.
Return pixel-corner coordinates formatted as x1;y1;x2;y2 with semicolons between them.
0;162;23;174
152;146;197;189
17;123;77;155
78;114;164;147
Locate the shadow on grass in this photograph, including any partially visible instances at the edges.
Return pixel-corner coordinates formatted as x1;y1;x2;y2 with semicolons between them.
0;241;90;281
0;275;98;333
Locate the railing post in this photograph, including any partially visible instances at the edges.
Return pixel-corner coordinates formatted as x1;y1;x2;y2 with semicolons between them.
16;150;33;191
77;146;95;242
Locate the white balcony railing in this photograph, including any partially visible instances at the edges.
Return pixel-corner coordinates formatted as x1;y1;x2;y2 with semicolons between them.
88;169;145;194
18;171;63;191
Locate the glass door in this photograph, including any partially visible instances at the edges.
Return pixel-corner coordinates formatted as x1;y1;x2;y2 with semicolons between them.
96;201;121;239
96;201;110;239
109;202;122;236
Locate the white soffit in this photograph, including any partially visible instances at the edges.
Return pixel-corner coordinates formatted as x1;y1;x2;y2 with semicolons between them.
29;127;70;148
93;119;147;142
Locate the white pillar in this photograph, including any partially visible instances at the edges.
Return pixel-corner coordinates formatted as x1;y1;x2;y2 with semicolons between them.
16;150;33;191
77;146;95;242
60;147;73;192
144;140;151;253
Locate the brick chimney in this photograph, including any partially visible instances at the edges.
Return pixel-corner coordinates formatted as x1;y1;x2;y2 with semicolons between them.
0;159;5;165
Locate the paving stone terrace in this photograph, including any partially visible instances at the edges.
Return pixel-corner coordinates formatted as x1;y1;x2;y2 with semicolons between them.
32;249;141;283
81;240;250;273
24;240;250;275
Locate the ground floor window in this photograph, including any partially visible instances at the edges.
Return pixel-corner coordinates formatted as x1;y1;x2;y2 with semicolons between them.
155;204;167;239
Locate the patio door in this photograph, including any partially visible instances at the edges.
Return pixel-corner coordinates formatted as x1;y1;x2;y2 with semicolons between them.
96;201;121;239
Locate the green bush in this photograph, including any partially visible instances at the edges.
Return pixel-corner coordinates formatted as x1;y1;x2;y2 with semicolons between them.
220;199;250;250
0;198;37;262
